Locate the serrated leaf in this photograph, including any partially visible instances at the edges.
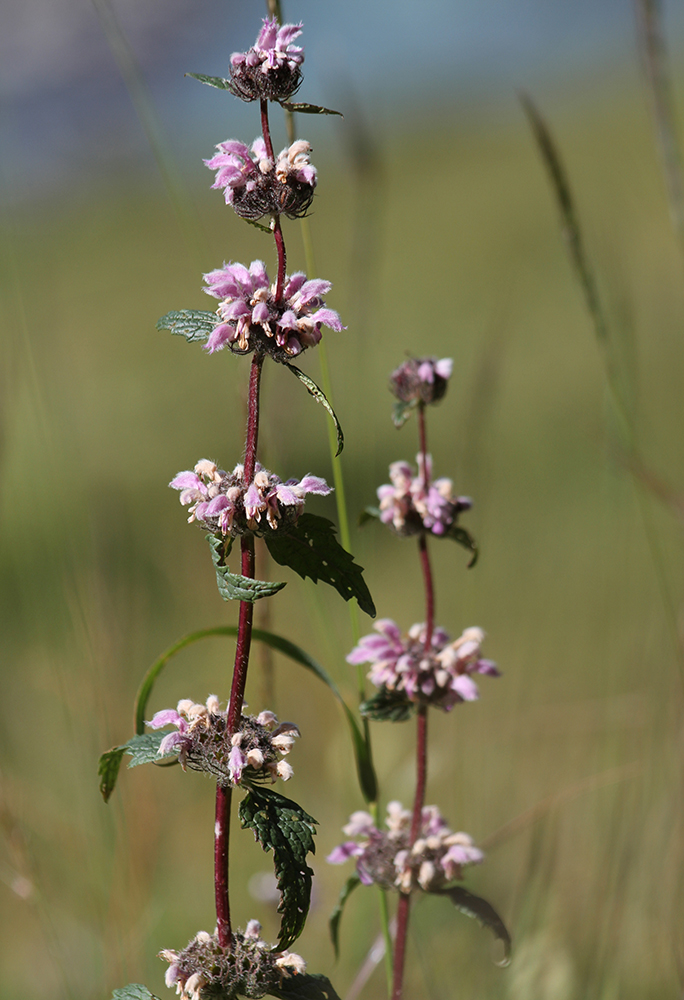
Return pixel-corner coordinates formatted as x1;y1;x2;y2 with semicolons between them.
448;525;479;567
263;514;375;617
280;101;343;117
125;732;177;767
392;398;416;428
329;874;361;959
99;745;127;802
360;687;414;723
270;973;342;1000
431;886;512;964
239;785;317;950
112;985;160;1000
156;310;216;343
284;364;344;456
186;72;233;91
208;534;286;602
358;506;380;527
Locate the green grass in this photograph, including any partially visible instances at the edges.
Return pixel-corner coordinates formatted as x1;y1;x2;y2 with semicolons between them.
2;76;684;999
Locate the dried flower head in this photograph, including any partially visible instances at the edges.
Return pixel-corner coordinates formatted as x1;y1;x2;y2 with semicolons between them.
203;260;343;360
377;454;471;537
390;356;453;409
327;802;483;893
204;138;316;220
228;18;304;103
170;459;331;537
348;619;499;711
147;697;300;786
161;923;305;1000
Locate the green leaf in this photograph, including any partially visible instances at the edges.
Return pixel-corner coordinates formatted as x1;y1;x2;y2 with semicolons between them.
208;534;287;602
245;218;273;234
284;364;344;456
431;886;512;964
280;101;343;117
156;309;216;343
186;72;233;91
270;973;342;1000
112;986;160;1000
98;745;127;802
125;732;178;767
263;514;375;618
447;524;479;567
329;874;361;959
239;786;317;950
392;398;415;428
360;687;414;723
358;506;380;527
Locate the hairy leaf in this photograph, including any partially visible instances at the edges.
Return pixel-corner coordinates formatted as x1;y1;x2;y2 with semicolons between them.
125;732;176;767
186;72;233;91
358;506;381;527
432;886;512;964
391;398;415;428
284;364;344;456
264;514;375;618
447;524;479;567
209;534;286;602
329;874;361;959
112;986;160;1000
156;310;216;343
360;687;414;723
98;745;127;802
245;218;273;234
280;101;343;117
239;785;317;949
270;973;342;1000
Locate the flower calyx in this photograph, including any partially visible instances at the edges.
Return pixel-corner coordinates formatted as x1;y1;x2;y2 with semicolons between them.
147;698;300;787
161;922;306;1000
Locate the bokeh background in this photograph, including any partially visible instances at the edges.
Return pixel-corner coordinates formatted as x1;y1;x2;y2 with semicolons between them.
3;1;684;997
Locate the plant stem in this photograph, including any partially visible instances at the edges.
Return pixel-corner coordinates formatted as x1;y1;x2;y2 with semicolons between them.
215;784;232;946
217;353;264;948
259;98;287;302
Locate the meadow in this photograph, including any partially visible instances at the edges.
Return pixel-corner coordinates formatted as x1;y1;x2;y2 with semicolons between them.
2;68;684;999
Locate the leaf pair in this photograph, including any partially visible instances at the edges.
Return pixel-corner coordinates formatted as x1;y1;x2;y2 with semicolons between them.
185;73;343;118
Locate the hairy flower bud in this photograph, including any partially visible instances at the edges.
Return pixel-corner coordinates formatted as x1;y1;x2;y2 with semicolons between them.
390;356;453;406
228;18;304;103
147;696;300;786
160;926;306;1000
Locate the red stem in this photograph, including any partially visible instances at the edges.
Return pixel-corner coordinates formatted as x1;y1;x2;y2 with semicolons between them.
214;353;263;949
417;402;429;491
259;98;287;302
392;707;429;999
418;534;435;651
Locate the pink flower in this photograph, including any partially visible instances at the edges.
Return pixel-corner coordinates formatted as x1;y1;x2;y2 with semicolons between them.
348;620;499;712
203;260;343;359
228;18;304;103
204;138;316;220
377;454;471;537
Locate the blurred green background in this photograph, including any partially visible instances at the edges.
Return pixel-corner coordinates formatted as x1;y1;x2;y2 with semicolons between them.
3;5;684;998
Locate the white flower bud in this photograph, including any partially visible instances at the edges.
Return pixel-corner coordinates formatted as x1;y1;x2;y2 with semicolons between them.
276;760;294;780
275;951;307;976
247;748;264;767
257;710;278;727
418;860;436;889
205;695;220;715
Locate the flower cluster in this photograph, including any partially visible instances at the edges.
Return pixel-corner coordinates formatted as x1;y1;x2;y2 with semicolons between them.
205;138;316;220
203;260;343;359
327;802;483;894
390;356;453;407
377;454;472;537
348;619;499;711
170;459;331;537
161;922;305;1000
228;18;304;103
148;697;300;786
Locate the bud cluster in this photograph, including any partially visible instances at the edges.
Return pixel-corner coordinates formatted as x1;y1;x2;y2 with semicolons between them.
170;459;331;537
377;454;472;537
205;138;316;220
327;802;483;894
228;18;304;103
147;698;300;786
161;922;306;1000
390;356;453;406
203;260;343;360
348;619;499;711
